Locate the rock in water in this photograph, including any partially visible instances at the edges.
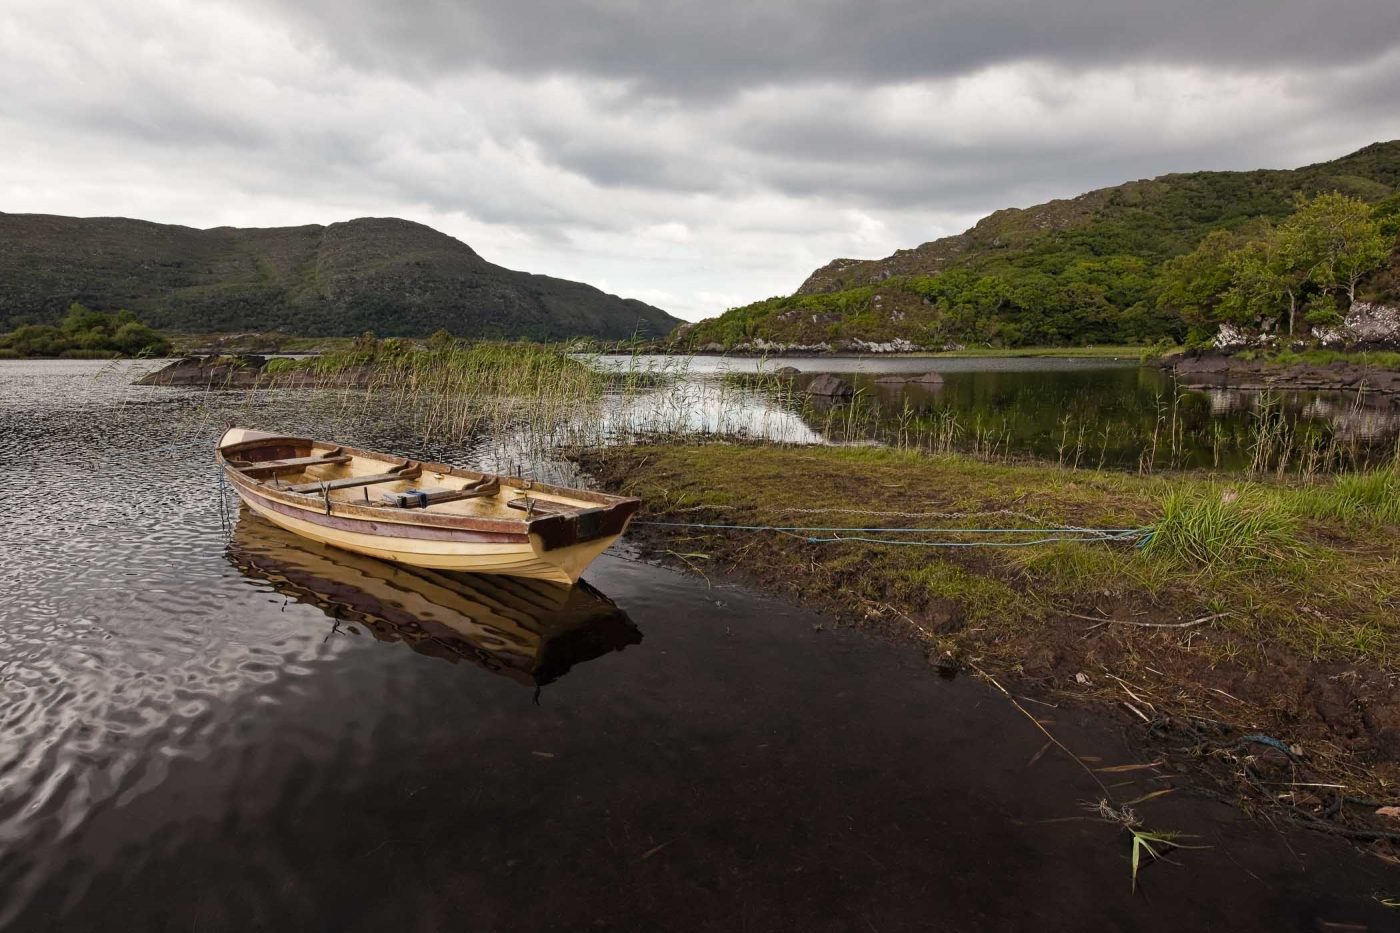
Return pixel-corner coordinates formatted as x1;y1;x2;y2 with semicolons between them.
872;373;909;384
137;355;266;388
774;366;801;378
912;371;944;385
805;373;855;398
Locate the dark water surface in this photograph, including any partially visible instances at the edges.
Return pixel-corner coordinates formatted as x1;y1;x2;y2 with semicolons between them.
2;360;1397;931
597;354;1400;469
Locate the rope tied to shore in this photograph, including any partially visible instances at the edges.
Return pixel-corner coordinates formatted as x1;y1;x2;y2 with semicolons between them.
631;519;1153;548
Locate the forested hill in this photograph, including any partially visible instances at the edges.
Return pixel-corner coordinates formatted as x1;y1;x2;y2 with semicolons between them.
683;141;1400;350
0;214;682;340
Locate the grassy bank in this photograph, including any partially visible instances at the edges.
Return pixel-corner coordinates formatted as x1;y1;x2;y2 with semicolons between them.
1234;347;1400;370
893;344;1148;359
581;442;1400;830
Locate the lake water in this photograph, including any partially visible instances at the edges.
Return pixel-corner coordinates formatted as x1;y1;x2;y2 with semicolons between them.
592;354;1400;471
1;359;1397;930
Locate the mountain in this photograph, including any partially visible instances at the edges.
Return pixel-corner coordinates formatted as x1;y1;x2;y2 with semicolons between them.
0;214;682;340
683;141;1400;350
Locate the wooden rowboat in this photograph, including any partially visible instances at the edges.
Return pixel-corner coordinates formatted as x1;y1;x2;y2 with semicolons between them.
227;512;642;686
217;427;640;585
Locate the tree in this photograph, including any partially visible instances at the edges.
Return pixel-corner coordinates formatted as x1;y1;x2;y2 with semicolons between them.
1155;229;1237;329
1218;239;1289;331
112;321;171;356
1282;192;1388;305
60;302;111;337
1373;194;1400;240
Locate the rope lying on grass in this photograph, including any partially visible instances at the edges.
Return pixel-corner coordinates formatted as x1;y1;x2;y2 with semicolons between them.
631;520;1153;548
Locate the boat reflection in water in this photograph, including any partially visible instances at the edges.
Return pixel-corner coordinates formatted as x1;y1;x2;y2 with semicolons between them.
227;511;642;687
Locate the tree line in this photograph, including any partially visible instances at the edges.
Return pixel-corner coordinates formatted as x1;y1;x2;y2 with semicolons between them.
686;190;1400;350
0;304;172;359
1157;192;1397;341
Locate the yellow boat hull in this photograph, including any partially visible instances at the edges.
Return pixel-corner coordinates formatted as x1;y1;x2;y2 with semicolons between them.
218;427;639;585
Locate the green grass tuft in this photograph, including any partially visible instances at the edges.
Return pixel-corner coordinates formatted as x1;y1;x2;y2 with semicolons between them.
1145;485;1309;571
1289;470;1400;524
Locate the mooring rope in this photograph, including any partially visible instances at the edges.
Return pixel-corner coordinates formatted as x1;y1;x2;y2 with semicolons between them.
791;530;1147;547
669;504;1053;521
631;519;1152;547
216;463;232;539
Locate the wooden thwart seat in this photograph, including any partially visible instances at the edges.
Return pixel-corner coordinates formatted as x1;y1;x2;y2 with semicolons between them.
380;476;500;509
506;497;580;517
288;461;421;494
239;448;350;478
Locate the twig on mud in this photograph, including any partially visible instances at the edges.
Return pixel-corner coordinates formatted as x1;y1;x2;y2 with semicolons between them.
878;602;932;638
1123;701;1151;722
664;549;712;587
967;660;1113;801
1290;809;1400;843
1105;673;1158;714
723;538;763;575
1069;611;1229;630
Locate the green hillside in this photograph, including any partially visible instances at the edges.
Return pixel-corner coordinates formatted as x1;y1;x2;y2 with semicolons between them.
0;214;681;340
684;141;1400;349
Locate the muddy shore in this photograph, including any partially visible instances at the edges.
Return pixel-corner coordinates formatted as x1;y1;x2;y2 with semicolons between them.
578;442;1400;854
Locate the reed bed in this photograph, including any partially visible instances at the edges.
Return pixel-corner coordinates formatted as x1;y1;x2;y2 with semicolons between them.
176;342;1399;493
258;338;605;446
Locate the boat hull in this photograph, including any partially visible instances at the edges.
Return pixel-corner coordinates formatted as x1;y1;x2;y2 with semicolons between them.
217;427;637;585
233;489;620;585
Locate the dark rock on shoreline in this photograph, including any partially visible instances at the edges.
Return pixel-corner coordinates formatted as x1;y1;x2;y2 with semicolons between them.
1161;351;1400;398
874;371;945;387
137;355;374;388
138;356;266;388
805;373;854;398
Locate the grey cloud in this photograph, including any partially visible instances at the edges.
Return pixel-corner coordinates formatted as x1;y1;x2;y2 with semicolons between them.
262;0;1400;97
7;0;1400;323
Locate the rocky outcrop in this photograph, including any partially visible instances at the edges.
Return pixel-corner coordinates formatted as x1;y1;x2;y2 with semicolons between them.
137;356;375;388
138;356;267;388
1163;351;1400;398
701;336;933;355
849;337;920;353
804;374;855;399
1213;323;1278;351
1313;302;1400;348
873;371;944;386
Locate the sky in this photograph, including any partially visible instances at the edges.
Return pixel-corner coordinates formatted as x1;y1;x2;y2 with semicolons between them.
3;1;1400;321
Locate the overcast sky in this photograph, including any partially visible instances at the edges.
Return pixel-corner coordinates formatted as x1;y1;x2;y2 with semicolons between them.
3;1;1399;321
